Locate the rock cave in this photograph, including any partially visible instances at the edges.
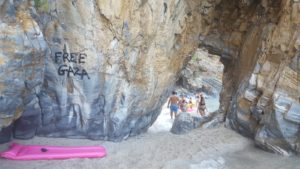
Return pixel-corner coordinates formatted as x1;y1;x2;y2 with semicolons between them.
0;0;300;157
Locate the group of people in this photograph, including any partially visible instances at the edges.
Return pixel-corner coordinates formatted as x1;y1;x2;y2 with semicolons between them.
177;96;193;112
167;91;207;119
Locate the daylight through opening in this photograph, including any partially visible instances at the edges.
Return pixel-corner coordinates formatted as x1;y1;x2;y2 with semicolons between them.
149;48;224;133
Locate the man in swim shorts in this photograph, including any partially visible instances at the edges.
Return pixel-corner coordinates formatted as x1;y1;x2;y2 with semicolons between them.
167;91;180;119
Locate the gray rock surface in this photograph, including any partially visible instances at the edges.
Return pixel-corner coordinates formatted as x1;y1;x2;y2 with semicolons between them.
213;0;300;155
171;112;221;134
0;0;205;142
177;49;223;96
171;113;196;134
0;1;47;142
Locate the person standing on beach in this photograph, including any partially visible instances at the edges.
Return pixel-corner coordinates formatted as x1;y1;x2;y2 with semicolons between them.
188;98;193;109
167;91;180;119
197;93;206;116
178;95;187;112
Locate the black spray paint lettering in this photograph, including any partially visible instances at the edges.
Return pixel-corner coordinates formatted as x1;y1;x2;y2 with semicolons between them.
55;52;86;64
54;51;90;80
58;64;90;80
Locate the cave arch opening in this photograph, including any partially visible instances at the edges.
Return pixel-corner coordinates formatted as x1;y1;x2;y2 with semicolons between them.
148;48;225;133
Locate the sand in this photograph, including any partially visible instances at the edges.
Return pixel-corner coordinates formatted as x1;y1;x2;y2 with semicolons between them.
1;99;299;169
1;126;299;169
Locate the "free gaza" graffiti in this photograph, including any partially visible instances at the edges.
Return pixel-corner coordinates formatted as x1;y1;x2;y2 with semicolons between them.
54;52;90;79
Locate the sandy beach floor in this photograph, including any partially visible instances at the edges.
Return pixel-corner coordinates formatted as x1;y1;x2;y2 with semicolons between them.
1;100;299;169
1;126;299;169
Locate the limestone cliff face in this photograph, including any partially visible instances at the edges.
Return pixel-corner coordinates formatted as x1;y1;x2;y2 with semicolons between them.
37;0;195;140
0;0;299;155
202;0;300;155
0;0;207;141
0;1;47;141
177;49;223;95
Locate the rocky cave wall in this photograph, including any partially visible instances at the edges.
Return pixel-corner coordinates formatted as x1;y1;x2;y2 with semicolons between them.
177;48;223;95
0;0;210;142
0;0;300;155
201;0;300;155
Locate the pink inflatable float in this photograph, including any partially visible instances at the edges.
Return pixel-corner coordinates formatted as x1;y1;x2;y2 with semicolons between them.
187;108;194;112
0;143;106;160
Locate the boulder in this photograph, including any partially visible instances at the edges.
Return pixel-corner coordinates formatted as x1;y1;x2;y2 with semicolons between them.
171;113;196;134
171;112;221;134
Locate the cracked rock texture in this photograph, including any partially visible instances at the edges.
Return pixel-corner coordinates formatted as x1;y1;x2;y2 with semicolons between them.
177;48;223;95
0;0;47;142
0;0;300;155
204;0;300;155
0;0;205;142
